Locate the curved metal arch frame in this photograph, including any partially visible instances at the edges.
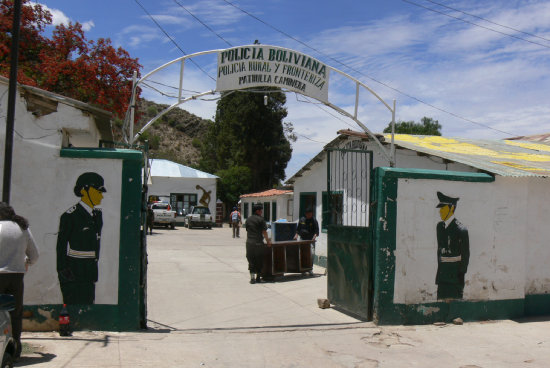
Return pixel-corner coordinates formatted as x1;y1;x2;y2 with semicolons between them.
123;46;396;165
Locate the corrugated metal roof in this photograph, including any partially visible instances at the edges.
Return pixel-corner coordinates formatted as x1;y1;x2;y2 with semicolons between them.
286;130;550;183
385;134;550;177
149;159;218;179
240;189;293;198
507;133;550;144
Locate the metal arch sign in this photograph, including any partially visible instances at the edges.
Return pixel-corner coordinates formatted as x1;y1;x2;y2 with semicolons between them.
216;45;329;104
126;44;396;166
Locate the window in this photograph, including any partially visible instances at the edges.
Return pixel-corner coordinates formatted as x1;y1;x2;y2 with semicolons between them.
243;202;249;219
322;191;343;231
170;193;197;216
263;202;270;222
271;201;277;221
299;192;316;219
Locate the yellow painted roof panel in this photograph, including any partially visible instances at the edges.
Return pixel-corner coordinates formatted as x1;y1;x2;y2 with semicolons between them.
384;134;550;177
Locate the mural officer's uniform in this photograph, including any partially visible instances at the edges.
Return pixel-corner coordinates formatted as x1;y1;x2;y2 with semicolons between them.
57;173;106;304
435;191;470;300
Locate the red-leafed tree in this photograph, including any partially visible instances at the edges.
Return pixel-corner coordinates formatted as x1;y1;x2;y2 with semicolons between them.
0;0;141;118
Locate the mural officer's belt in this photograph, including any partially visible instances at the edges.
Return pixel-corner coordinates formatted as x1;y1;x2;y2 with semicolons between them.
440;255;461;262
67;248;96;259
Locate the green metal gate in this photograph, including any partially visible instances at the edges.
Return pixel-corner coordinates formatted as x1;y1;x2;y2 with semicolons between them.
326;148;373;320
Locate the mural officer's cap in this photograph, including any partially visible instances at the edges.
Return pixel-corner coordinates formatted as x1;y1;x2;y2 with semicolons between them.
74;172;107;196
436;191;458;208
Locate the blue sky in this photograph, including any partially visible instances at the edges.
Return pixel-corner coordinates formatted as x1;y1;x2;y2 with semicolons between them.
37;0;550;178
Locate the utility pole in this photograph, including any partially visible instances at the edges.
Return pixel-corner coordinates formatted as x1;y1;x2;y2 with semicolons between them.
2;0;22;204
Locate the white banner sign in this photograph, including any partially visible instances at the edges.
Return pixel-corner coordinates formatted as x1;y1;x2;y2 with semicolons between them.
216;45;329;104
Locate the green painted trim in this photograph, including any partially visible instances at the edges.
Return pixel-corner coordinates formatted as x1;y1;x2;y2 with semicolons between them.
525;294;550;316
372;168;398;324
25;150;144;331
116;158;144;330
376;299;524;325
376;167;494;182
61;147;143;161
372;167;497;325
24;304;127;331
299;192;317;219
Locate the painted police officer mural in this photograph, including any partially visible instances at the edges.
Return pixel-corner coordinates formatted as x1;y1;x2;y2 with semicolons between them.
435;191;470;300
56;172;106;304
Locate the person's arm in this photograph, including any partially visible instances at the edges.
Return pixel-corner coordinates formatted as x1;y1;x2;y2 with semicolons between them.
312;219;319;241
294;222;301;240
262;229;271;247
25;229;39;266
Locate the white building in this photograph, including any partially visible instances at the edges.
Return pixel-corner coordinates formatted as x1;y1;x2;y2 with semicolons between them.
240;189;293;223
0;77;144;330
286;129;550;267
148;159;218;223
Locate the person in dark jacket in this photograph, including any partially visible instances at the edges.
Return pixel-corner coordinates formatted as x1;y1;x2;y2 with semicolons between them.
245;203;271;284
294;207;319;241
435;191;470;300
57;172;106;304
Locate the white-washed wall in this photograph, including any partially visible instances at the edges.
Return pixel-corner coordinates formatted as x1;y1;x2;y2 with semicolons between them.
392;176;546;304
525;177;550;294
292;159;326;253
22;159;122;305
0;83;121;305
290;137;478;261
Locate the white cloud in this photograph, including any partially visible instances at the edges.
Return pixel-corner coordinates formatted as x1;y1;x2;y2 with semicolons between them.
180;0;246;27
35;3;94;31
81;20;95;32
33;2;69;26
133;0;550;178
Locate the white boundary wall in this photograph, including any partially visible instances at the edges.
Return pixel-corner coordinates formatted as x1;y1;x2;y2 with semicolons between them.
393;176;550;304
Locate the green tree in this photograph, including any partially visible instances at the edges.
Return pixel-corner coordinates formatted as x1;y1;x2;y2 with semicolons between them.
383;117;442;135
216;166;253;205
199;87;292;193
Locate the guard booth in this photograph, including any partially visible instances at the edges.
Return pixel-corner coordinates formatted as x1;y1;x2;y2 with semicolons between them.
326;148;374;321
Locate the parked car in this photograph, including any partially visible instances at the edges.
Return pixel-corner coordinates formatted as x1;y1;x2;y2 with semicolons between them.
0;294;16;368
185;206;213;229
150;202;177;229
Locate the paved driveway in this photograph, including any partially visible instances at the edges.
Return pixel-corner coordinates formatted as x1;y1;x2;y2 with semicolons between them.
19;226;550;367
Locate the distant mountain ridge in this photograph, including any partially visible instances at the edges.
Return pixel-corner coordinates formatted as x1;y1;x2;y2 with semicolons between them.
134;99;212;168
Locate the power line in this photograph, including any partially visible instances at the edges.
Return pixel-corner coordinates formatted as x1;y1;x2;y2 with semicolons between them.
403;0;550;49
133;0;216;81
147;79;202;94
294;131;329;144
296;94;358;131
221;0;516;136
172;0;233;47
424;0;550;43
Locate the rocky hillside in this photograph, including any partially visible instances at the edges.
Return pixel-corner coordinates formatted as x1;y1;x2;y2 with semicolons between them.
133;99;212;167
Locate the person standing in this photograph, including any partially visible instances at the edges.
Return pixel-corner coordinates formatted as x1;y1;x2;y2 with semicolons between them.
230;206;241;238
147;205;154;235
435;191;470;300
0;202;39;359
294;207;319;241
57;172;106;304
245;203;271;284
